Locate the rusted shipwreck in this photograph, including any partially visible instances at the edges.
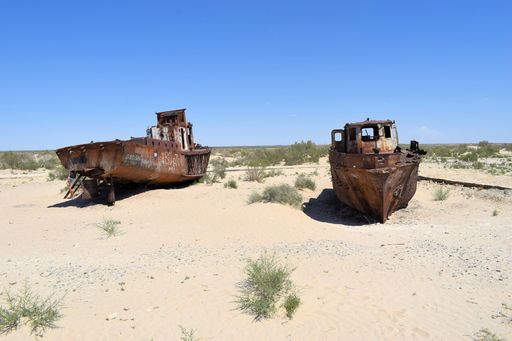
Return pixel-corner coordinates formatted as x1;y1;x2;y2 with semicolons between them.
329;119;425;223
56;109;210;203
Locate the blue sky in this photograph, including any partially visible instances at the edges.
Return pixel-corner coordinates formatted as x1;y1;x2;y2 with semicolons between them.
0;0;510;150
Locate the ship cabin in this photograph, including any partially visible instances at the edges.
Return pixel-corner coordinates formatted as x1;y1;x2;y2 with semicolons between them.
331;119;399;155
145;109;196;151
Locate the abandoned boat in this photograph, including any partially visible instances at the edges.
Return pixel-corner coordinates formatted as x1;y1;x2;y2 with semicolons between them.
329;119;425;223
56;109;211;203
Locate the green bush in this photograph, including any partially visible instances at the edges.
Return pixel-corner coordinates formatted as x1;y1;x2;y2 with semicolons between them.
283;293;301;319
459;152;478;162
236;253;299;320
0;283;63;338
41;153;60;170
433;187;450;201
244;149;284;167
472;328;505;341
248;192;263;204
245;167;267;183
0;152;39;170
97;218;122;238
264;169;284;178
248;184;302;208
226;141;328;167
283;141;327;165
47;165;68;181
210;158;228;180
476;141;500;157
294;174;316;190
423;145;455;158
472;161;484;170
198;173;215;184
179;325;199;341
224;179;238;189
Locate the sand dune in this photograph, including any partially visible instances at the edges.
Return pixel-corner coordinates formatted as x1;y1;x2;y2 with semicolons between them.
0;160;511;340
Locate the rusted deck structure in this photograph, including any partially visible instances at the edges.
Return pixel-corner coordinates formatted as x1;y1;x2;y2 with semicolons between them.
56;109;210;203
329;119;425;222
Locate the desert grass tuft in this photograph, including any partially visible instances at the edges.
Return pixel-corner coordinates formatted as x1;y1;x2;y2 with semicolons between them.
433;187;450;201
199;158;228;184
179;325;199;341
236;253;300;320
47;165;68;181
97;218;122;238
224;179;238;189
0;283;63;338
244;167;267;183
247;184;302;208
247;192;263;204
265;169;284;178
198;173;215;184
210;158;228;181
294;174;316;191
493;303;512;324
283;292;301;319
472;328;505;341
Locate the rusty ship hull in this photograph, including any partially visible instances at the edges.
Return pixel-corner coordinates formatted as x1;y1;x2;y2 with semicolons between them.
56;138;210;185
329;151;420;222
56;108;210;203
329;119;424;223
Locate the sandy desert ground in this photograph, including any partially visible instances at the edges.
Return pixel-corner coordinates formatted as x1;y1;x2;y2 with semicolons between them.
1;158;511;340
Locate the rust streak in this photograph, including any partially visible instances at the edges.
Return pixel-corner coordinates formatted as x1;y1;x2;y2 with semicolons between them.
329;118;425;223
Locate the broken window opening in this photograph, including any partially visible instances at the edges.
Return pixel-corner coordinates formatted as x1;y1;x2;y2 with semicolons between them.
349;128;357;141
361;126;378;141
384;126;391;138
180;128;186;149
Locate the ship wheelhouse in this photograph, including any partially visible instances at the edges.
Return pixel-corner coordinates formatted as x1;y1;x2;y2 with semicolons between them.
331;119;399;155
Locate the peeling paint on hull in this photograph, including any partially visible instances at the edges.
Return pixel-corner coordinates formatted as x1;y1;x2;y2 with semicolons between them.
55;109;211;202
329;119;424;223
57;140;210;185
329;151;420;222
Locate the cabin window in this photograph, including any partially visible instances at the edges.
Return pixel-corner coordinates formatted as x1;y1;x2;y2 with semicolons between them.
349;128;357;141
384;126;391;138
334;132;342;142
361;126;378;141
180;128;186;149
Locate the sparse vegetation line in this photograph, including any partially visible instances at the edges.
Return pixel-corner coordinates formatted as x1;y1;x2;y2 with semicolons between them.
223;164;329;173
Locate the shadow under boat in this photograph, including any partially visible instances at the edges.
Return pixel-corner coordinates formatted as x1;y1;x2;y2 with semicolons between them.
48;181;196;208
303;188;377;226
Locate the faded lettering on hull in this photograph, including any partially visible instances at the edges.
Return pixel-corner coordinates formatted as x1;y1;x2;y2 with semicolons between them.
123;153;157;170
70;154;87;165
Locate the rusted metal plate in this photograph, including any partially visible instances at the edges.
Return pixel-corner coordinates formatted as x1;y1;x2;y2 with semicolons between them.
329;119;423;222
56;109;210;202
